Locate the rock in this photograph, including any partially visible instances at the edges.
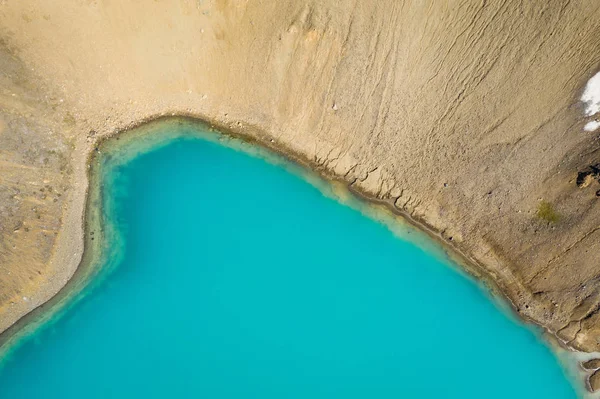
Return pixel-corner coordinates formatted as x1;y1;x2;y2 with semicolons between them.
557;321;580;342
577;170;597;188
583;359;600;370
590;369;600;392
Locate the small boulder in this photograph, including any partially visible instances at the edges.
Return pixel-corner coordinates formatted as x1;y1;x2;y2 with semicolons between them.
590;369;600;392
577;171;597;188
583;359;600;370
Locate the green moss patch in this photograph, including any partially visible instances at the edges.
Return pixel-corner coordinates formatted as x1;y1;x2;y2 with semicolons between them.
537;200;560;223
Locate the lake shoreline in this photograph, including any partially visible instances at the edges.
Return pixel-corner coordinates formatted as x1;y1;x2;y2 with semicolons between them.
0;115;596;397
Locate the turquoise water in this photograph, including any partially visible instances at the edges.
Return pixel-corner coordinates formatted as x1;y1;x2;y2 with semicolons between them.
0;126;578;398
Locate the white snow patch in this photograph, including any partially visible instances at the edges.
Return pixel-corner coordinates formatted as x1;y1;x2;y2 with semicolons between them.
581;72;600;116
584;120;600;132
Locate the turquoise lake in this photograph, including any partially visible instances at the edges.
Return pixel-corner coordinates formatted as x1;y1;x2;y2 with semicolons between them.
0;124;578;398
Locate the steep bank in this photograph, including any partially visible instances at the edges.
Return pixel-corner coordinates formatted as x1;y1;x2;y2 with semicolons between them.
1;0;600;372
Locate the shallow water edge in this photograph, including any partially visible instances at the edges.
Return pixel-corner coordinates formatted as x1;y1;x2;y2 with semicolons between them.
0;115;595;397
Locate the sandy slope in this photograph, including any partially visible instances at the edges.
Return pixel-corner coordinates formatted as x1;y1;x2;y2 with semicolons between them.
1;0;600;377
